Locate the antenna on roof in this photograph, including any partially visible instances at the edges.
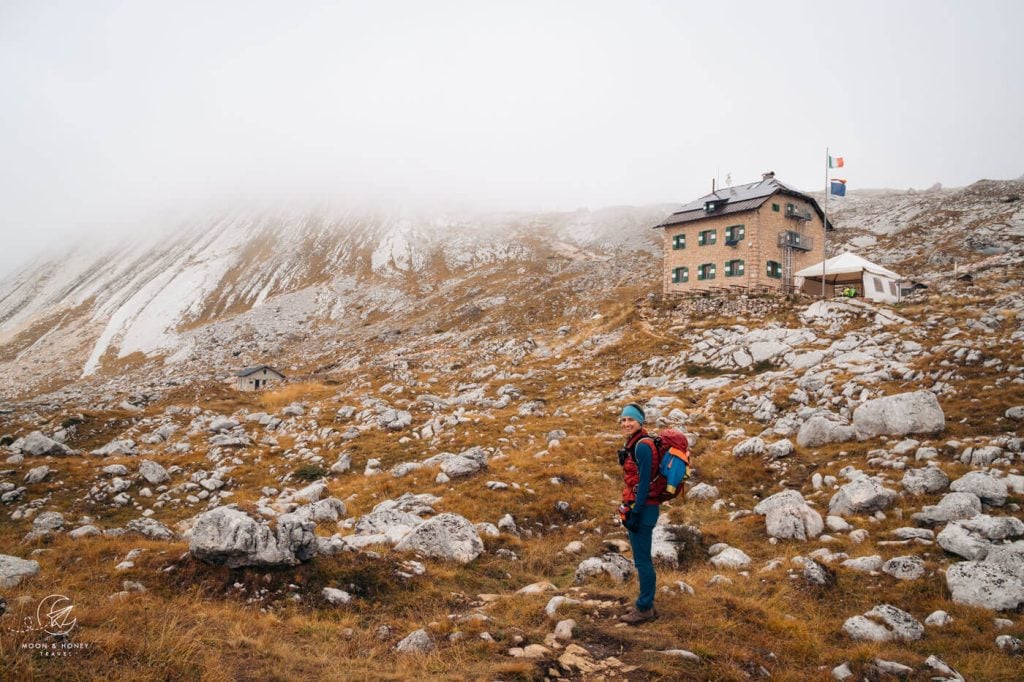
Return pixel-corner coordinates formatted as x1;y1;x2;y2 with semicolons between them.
711;178;716;193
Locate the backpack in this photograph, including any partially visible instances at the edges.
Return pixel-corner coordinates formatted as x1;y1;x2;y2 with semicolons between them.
648;429;691;502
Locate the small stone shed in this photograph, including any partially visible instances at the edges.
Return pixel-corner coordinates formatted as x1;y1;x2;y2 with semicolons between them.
233;365;285;392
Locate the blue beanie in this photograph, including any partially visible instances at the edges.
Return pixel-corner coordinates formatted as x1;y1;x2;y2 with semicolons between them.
620;403;645;423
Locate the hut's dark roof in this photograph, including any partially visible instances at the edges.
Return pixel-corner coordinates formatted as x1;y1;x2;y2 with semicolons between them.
654;176;834;230
235;365;285;378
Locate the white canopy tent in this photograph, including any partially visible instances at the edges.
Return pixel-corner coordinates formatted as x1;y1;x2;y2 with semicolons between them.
794;252;904;303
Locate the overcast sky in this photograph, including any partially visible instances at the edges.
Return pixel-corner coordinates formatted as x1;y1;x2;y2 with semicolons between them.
1;0;1022;274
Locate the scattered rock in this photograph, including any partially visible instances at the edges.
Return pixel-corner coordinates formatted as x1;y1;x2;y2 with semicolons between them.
949;472;1008;506
946;561;1024;610
394;513;483;564
882;555;925;580
843;604;924;641
0;554;40;587
853;391;945;438
394;628;434;654
829;477;897;517
188;506;317;568
573;553;635;584
901;466;950;495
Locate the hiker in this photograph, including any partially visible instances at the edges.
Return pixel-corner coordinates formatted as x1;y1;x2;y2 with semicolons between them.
616;402;661;625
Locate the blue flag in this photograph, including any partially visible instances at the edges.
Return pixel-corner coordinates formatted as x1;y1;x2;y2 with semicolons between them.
830;179;847;197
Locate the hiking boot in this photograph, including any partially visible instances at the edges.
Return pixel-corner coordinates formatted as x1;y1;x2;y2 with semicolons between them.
619;607;657;625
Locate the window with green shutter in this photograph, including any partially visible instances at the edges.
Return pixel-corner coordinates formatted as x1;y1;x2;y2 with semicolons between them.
672;234;686;250
772;203;780;212
725;224;745;243
698;229;717;246
672;266;688;283
766;261;782;279
697;263;715;280
725;259;745;277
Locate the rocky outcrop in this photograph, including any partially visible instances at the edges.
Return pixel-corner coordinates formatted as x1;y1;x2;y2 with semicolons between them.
188;506;317;568
18;431;72;456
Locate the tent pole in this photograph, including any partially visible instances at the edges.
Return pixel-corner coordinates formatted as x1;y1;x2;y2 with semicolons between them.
822;147;828;299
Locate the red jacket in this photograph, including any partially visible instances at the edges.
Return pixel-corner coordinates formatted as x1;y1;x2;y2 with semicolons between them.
621;429;664;506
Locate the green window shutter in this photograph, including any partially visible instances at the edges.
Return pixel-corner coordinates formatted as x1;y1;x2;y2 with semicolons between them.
737;260;744;275
710;230;717;245
682;267;688;282
698;231;705;246
673;234;685;249
709;264;716;279
772;203;780;212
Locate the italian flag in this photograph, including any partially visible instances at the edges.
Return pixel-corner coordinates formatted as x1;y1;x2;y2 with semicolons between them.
829;155;844;169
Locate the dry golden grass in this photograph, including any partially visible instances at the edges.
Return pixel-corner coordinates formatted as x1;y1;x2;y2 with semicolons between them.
4;282;1023;680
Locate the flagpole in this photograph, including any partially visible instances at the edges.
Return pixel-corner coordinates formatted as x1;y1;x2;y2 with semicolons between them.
822;147;829;299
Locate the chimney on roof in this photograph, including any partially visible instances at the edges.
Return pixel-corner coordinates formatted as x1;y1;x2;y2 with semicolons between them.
762;171;775;181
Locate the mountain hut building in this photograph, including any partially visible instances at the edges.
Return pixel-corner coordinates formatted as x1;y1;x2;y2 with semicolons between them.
233;365;285;391
653;172;830;295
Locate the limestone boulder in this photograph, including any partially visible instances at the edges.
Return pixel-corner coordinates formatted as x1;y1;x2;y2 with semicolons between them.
901;466;950;495
0;554;40;588
828;478;897;517
394;513;484;564
797;416;856;449
949;472;1008;506
946;561;1024;611
188;506;317;568
853;391;944;438
573;553;635;584
912;492;982;526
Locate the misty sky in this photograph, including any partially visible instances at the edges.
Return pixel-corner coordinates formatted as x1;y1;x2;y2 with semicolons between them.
1;0;1022;274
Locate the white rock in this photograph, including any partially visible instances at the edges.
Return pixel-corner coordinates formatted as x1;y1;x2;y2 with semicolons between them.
732;437;766;457
853;391;945;438
709;547;752;569
843;604;923;641
882;555;925;580
913;492;983;525
829;478;897;517
949;472;1008;506
394;628;434;654
901;466;950;495
825;516;852;533
686;482;719;501
937;516;1024;561
573;553;635;584
841;555;883;573
24;465;52;484
394;513;483;564
188;506;317;568
797;416;856;448
322;587;352;605
946;561;1024;610
0;554;41;587
553;619;575;643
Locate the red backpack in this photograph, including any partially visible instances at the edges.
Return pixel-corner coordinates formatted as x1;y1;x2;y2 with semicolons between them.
646;429;692;502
